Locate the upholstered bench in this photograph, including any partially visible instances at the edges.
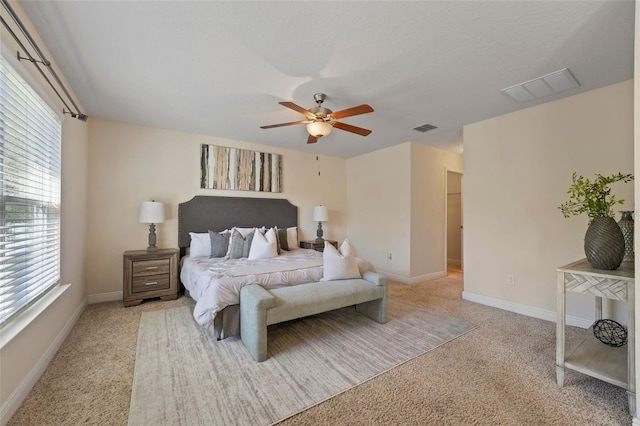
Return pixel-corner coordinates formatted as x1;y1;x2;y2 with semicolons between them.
240;271;388;361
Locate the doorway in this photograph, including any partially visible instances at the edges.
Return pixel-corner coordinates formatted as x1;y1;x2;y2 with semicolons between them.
446;170;463;273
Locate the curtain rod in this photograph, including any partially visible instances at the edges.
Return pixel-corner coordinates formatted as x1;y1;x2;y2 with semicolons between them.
1;0;87;121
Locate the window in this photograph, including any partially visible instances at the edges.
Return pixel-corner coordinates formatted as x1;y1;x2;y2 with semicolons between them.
0;53;62;327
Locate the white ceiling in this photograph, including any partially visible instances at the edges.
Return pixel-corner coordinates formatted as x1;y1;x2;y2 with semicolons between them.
19;1;635;158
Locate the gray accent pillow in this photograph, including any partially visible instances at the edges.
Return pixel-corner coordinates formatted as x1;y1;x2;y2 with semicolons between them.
228;229;254;259
208;230;229;258
277;228;289;251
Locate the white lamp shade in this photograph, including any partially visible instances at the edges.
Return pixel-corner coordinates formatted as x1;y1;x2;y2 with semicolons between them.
306;121;333;137
139;201;165;224
312;205;329;222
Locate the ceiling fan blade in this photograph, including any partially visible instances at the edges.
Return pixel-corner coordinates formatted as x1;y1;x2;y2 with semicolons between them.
307;134;318;144
260;120;307;129
333;121;372;136
279;101;315;119
330;104;374;120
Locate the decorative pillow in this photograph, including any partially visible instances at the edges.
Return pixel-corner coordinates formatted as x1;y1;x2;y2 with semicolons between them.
286;227;298;250
228;228;255;259
248;228;278;259
189;232;211;258
222;227;253;258
235;227;258;237
208;230;230;258
322;239;361;280
269;227;282;254
276;227;289;251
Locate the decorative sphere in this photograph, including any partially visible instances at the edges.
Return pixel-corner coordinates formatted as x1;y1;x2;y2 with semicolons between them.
593;319;627;347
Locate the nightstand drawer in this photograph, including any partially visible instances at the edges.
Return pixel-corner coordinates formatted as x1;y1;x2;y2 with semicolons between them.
132;259;171;277
132;274;170;293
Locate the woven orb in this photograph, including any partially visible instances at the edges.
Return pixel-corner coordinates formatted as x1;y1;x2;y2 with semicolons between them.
593;319;627;347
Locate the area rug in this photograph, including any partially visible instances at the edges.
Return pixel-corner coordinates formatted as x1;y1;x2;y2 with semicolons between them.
128;299;476;426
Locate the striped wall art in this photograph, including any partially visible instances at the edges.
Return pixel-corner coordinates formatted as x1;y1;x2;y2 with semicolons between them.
200;144;282;192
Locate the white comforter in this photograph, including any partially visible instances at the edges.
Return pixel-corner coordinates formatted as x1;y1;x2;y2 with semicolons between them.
181;248;370;327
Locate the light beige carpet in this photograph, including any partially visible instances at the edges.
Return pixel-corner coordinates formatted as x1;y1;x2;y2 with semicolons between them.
128;299;476;426
8;269;632;425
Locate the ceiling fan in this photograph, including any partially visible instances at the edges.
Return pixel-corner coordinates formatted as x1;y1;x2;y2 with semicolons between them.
261;93;374;144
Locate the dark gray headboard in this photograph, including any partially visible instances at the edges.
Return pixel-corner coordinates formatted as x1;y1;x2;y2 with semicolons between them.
178;196;298;256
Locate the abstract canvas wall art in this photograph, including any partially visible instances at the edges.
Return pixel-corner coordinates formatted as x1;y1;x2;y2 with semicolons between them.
200;144;282;192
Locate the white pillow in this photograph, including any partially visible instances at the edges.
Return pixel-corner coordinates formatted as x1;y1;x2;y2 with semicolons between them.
189;232;211;258
322;239;361;280
270;227;283;254
248;227;278;259
286;227;298;250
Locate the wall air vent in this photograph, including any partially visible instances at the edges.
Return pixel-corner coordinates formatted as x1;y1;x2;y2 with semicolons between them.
413;123;438;133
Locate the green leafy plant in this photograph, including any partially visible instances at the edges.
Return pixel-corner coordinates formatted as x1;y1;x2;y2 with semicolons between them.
559;172;633;221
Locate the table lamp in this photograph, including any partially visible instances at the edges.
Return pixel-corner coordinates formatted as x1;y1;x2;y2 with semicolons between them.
139;200;165;252
312;205;329;242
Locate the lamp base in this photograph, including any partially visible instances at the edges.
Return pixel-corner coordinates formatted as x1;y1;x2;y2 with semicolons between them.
147;223;158;252
315;222;324;242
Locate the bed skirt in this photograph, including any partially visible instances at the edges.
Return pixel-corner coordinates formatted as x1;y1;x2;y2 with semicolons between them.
184;289;240;339
213;304;240;339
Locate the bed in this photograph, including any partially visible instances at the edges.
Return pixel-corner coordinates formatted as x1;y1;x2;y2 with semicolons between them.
178;195;370;338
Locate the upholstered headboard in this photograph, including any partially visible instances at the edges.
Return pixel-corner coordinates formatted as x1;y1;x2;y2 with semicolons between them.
178;196;298;257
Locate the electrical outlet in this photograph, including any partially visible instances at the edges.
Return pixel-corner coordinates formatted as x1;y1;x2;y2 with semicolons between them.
387;253;393;260
507;274;515;285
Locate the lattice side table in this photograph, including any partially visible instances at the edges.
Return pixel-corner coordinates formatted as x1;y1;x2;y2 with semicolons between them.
556;259;635;416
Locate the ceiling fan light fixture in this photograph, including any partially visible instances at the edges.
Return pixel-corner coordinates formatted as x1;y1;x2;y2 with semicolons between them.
262;94;372;142
306;121;333;138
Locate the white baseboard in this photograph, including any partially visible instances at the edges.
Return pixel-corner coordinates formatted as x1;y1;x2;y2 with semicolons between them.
447;258;462;267
462;291;593;329
378;270;446;284
88;291;122;304
632;416;640;426
0;295;87;425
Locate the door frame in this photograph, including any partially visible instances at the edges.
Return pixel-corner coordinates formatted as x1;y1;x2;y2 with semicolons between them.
444;167;463;273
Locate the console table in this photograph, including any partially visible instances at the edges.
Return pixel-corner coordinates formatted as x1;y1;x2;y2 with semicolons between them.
556;259;635;415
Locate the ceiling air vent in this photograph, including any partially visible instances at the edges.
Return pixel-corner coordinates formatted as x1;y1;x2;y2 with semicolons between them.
413;123;438;133
500;68;580;103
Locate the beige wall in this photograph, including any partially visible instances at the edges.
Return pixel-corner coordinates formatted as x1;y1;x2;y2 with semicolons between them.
346;142;463;282
464;80;634;323
346;143;412;278
0;1;89;416
86;118;347;297
410;144;464;278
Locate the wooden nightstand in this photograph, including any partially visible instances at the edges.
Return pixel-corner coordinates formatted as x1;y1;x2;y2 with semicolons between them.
299;240;338;252
123;248;179;307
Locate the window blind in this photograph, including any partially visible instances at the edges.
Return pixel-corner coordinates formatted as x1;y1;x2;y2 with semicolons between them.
0;54;62;327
